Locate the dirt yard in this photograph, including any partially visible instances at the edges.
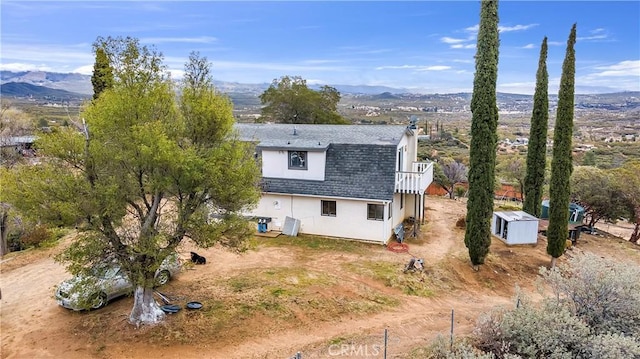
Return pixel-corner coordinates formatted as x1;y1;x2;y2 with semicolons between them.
2;196;639;358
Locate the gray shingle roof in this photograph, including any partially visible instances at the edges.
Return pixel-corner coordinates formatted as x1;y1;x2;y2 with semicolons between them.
235;123;408;149
235;124;409;201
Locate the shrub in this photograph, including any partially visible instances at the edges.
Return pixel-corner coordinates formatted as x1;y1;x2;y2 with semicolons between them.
417;334;494;359
539;253;640;336
19;224;54;248
456;216;466;228
472;253;640;358
582;333;640;359
499;301;590;359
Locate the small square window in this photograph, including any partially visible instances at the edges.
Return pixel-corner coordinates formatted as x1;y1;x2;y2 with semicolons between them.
321;200;336;217
367;204;384;221
288;151;307;170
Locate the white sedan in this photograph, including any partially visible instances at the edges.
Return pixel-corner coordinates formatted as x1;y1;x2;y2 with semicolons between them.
55;253;181;311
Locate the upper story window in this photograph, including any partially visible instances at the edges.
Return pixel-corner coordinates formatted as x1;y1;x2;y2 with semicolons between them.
288;151;307;170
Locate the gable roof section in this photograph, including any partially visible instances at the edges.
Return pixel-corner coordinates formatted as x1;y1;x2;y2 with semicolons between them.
235;124;407;201
235;123;408;148
262;143;397;201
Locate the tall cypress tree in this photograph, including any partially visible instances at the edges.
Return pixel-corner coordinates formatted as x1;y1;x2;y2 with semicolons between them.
523;37;549;217
91;46;114;100
547;24;577;267
464;0;500;269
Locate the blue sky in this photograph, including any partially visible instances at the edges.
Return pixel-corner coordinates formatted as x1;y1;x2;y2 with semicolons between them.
1;1;639;94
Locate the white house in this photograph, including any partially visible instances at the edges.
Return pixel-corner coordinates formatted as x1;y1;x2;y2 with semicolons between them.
491;211;539;245
235;123;433;244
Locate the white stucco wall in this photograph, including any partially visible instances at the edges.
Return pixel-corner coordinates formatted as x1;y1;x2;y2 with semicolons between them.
246;194;394;243
261;149;326;181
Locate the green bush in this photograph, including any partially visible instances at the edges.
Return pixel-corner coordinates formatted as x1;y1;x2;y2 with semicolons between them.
471;253;640;358
414;334;494;359
540;253;640;336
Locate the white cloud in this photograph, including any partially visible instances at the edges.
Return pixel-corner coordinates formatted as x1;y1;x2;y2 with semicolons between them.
72;64;94;75
451;44;476;49
441;36;467;44
0;62;54;72
306;79;326;85
375;65;452;71
420;66;452;71
548;41;564;46
167;69;185;79
592;60;640;77
577;34;608;42
464;24;479;33
375;65;419;70
498;24;538;33
445;23;534;50
140;36;217;44
521;44;535;49
574;60;640;93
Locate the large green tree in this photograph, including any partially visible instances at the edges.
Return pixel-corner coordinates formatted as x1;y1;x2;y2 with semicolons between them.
496;154;526;200
464;0;500;269
259;75;348;124
547;24;577;266
90;44;114;100
523;37;549;217
614;160;640;243
571;166;627;228
0;104;34;257
3;38;260;326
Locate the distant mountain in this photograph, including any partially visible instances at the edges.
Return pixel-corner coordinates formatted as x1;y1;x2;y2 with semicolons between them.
318;84;410;95
1;71;92;95
0;82;89;100
1;71;637;106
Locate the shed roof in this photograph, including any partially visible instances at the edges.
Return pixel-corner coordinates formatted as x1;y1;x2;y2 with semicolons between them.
494;211;539;222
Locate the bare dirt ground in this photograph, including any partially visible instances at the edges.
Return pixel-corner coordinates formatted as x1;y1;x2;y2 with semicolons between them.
2;196;639;359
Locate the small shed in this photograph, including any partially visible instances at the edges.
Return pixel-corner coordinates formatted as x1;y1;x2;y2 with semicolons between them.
491;211;539;245
541;200;585;224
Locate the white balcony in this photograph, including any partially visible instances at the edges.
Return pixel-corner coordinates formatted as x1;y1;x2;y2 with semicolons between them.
395;162;433;195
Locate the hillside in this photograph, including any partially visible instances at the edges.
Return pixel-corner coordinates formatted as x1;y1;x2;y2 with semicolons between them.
0;82;89;101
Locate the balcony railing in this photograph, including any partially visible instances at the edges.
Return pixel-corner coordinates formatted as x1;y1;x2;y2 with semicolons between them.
395;161;433;195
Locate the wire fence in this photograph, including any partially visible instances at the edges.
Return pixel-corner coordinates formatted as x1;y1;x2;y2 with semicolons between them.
289;310;459;358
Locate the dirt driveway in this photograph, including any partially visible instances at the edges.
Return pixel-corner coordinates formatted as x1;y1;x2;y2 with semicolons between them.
2;196;639;358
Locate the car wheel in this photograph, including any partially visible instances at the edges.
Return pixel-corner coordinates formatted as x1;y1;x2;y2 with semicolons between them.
155;270;170;286
90;292;107;310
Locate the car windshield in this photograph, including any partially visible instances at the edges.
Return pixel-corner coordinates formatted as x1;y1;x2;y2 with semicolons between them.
90;265;121;279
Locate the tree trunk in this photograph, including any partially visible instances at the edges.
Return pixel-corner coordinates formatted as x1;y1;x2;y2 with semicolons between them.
550;256;557;268
630;221;639;244
129;286;165;327
0;210;9;257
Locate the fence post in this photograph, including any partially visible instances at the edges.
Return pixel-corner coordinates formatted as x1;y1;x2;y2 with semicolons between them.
383;328;388;359
450;309;454;350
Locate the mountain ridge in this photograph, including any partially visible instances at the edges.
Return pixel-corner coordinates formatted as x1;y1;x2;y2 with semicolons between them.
0;82;89;100
2;70;638;99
